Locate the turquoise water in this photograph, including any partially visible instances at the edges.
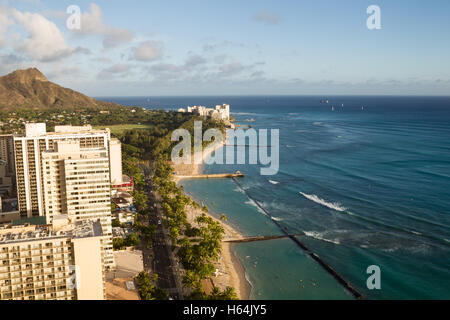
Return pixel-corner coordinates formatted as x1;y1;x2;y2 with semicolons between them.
102;96;450;299
180;178;352;300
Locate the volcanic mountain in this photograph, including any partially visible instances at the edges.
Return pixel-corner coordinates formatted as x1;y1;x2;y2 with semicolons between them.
0;68;121;110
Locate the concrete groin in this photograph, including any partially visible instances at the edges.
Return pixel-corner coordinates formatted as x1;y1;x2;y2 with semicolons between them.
176;173;244;180
225;235;290;243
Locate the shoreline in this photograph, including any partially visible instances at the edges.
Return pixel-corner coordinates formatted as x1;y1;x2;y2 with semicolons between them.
172;141;251;300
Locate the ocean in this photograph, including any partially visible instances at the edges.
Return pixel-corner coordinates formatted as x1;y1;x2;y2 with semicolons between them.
99;96;450;300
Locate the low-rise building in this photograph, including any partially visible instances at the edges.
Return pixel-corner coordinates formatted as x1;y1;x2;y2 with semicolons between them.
112;175;134;193
112;190;135;225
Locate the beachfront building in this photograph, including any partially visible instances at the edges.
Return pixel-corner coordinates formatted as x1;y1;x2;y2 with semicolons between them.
12;123;122;269
215;104;230;121
179;104;231;121
0;216;106;300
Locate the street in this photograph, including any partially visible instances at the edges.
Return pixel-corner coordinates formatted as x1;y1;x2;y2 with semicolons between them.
139;163;183;300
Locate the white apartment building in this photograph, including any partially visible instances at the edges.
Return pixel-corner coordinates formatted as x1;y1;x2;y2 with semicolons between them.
41;140;114;267
109;138;123;185
13;124;112;219
215;104;231;121
12;124;123;269
179;104;231;121
0;217;106;300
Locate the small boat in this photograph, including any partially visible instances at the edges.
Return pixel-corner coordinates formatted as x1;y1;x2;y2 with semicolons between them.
331;106;335;112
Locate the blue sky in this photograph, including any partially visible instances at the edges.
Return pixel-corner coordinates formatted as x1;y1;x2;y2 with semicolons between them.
1;0;449;96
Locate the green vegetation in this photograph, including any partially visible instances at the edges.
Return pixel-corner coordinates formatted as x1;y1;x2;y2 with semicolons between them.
0;107;189;135
185;287;238;300
116;111;235;299
147;136;235;298
113;233;140;250
134;271;169;300
112;219;123;228
94;124;153;135
177;214;224;290
0;104;236;299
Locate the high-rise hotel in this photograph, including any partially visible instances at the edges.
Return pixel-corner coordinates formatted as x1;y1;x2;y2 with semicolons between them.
0;216;106;300
12;124;123;268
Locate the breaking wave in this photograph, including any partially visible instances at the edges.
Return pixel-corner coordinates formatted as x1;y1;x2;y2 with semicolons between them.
268;180;280;185
299;192;347;212
234;186;246;195
303;231;341;245
245;199;268;216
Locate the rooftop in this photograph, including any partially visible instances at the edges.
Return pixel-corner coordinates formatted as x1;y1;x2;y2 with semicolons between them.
0;219;103;245
13;123;110;139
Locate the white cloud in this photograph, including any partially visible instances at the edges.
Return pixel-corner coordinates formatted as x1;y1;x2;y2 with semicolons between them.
253;12;280;25
185;54;207;67
131;40;163;62
98;63;133;78
218;61;246;77
11;8;73;61
75;3;134;49
0;6;13;47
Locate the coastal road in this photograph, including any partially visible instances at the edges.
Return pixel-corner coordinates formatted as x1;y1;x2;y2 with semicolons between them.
140;164;184;300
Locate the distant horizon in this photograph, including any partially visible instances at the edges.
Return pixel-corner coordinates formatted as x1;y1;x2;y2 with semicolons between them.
95;94;450;98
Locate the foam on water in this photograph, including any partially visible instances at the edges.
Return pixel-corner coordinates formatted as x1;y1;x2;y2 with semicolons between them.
299;192;347;212
303;231;341;245
245;199;268;216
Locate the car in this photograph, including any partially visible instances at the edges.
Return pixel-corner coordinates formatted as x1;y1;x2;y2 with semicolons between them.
158;219;162;225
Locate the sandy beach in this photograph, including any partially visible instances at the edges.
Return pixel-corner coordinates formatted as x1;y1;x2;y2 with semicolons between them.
172;141;251;300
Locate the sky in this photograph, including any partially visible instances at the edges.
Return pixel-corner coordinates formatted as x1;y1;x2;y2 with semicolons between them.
0;0;449;96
